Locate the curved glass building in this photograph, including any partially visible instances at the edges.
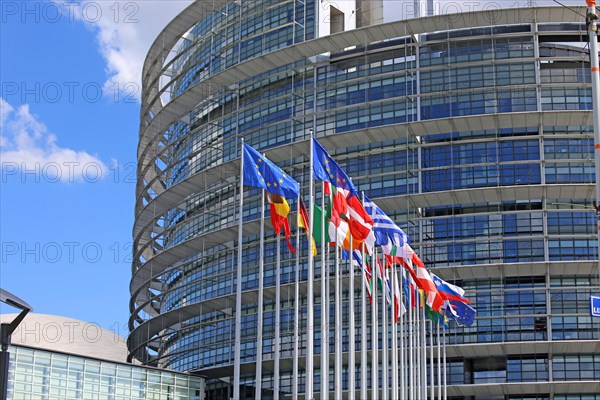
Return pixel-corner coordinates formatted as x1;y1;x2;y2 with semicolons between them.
131;1;600;398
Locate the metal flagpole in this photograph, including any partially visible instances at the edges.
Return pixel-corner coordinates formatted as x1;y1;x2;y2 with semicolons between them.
321;183;329;400
443;325;447;400
292;192;301;400
406;286;415;400
421;305;427;399
233;138;244;400
416;298;421;400
274;232;281;400
429;320;434;400
399;271;405;400
255;190;266;399
326;241;331;395
371;248;379;400
380;253;388;400
334;238;342;399
306;132;315;400
586;0;600;290
390;264;398;400
437;321;441;400
360;240;368;400
409;296;414;400
348;236;356;400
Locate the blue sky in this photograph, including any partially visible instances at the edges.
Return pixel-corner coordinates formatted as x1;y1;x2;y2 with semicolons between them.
0;0;585;337
0;1;192;336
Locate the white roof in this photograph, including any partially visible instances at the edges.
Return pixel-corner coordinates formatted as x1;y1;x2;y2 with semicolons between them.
0;313;128;363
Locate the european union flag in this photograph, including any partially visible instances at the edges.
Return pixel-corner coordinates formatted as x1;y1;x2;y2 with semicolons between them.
445;300;476;327
242;143;300;199
312;137;358;196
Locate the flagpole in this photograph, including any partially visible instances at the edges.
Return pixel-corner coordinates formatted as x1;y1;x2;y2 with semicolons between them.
380;253;388;400
334;238;342;399
429;320;434;400
274;232;281;400
437;321;441;400
417;305;421;400
421;305;427;400
443;324;447;400
233;138;244;400
306;132;315;400
399;271;405;400
293;192;300;400
408;295;414;400
360;240;367;400
371;248;379;400
255;190;266;399
348;236;356;400
391;263;398;400
321;182;329;400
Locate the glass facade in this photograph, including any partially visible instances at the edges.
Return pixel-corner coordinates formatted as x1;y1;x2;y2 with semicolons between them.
132;2;600;399
5;345;204;400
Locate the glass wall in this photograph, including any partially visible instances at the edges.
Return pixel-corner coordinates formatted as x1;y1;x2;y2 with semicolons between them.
134;6;599;399
6;345;204;400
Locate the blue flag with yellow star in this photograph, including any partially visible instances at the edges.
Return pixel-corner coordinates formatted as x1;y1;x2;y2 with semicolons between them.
243;143;300;198
312;137;358;196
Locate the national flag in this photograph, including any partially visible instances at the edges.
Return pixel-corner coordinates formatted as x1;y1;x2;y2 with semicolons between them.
347;195;376;253
312;138;358;196
396;250;422;293
376;258;392;304
324;183;356;251
364;258;374;304
351;249;363;266
425;303;445;325
297;199;317;256
445;300;477;327
326;182;349;220
243;143;300;198
323;183;375;253
363;196;410;255
328;210;350;248
401;244;437;294
426;290;445;313
267;193;295;253
402;268;418;309
393;269;406;324
313;204;330;244
395;244;444;312
431;273;471;305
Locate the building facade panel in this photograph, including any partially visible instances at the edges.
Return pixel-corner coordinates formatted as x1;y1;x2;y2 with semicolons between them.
6;345;204;400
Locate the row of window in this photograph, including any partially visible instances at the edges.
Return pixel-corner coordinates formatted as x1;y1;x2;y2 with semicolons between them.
156;274;599;371
172;0;314;96
8;347;202;400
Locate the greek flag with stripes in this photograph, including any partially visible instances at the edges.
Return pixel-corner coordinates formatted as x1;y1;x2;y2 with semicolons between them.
363;196;410;253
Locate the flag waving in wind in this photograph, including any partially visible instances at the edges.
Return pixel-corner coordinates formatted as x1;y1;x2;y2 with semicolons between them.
364;196;410;255
243;143;300;198
431;273;471;304
312;137;358;197
298;199;317;256
267;193;295;253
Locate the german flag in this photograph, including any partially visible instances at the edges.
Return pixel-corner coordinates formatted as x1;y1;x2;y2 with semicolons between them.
298;199;317;256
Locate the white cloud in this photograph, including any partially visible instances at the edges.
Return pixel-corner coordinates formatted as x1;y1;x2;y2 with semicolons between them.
0;98;108;183
58;0;193;101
